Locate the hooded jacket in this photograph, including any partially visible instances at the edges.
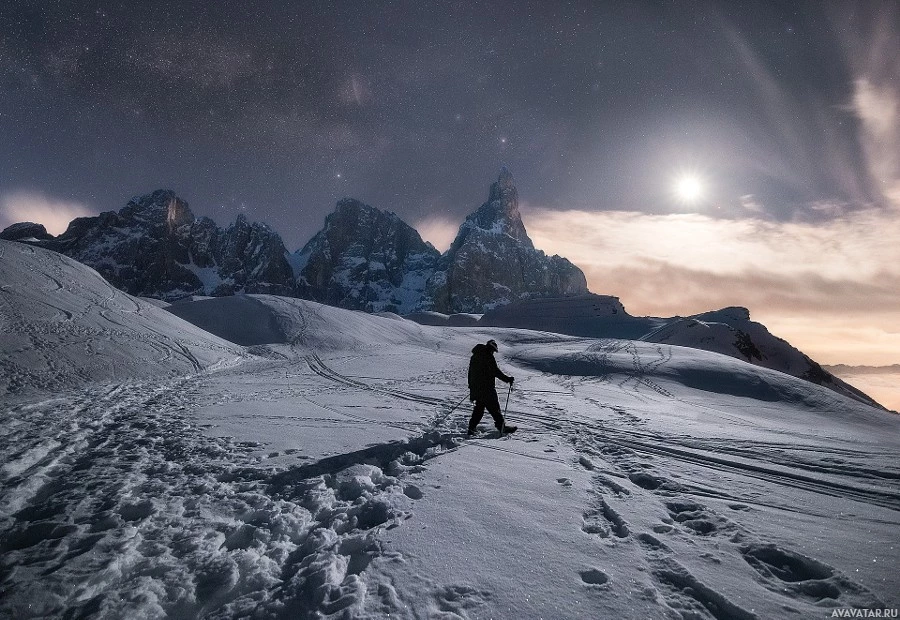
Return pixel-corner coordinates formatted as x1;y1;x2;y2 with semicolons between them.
468;343;512;401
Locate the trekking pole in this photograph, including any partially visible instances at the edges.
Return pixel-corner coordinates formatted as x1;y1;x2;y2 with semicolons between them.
437;394;469;432
502;383;512;434
446;394;468;417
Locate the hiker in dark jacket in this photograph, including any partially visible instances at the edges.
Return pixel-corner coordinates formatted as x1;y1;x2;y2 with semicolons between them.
467;339;516;436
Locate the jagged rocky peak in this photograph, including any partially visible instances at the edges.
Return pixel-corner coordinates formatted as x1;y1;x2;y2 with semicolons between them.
4;189;296;301
455;167;533;249
693;306;752;322
430;168;589;313
293;197;440;313
329;198;399;235
121;189;194;229
309;198;436;258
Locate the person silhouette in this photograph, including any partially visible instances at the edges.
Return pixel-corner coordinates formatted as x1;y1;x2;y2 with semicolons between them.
467;339;516;436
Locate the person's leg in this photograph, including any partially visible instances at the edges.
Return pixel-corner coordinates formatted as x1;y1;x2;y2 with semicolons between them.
468;401;486;434
485;391;505;430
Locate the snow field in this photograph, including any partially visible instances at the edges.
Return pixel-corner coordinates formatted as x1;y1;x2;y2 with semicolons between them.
0;360;462;618
363;341;898;618
2;247;899;618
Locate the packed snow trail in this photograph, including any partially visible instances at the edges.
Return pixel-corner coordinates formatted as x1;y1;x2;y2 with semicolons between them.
0;361;469;619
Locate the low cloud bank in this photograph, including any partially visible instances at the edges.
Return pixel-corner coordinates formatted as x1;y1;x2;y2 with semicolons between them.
0;191;95;235
523;206;900;367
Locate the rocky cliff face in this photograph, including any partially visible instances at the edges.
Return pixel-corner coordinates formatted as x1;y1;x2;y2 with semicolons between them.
291;169;589;313
0;222;54;241
2;169;589;312
293;198;441;313
427;168;588;313
10;190;296;301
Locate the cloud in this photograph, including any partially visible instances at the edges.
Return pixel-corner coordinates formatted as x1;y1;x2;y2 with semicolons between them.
739;194;765;215
338;74;374;107
831;372;900;412
413;215;459;252
521;205;900;366
0;191;96;235
853;78;900;205
839;3;900;208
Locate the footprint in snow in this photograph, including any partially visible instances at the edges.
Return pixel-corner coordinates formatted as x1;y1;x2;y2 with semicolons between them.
665;500;722;536
740;543;883;607
579;567;609;586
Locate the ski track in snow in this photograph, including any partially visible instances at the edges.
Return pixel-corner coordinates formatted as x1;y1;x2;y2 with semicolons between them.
555;341;892;618
2;332;899;618
0;354;473;619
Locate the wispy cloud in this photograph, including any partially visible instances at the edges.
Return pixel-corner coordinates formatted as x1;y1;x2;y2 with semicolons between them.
853;78;900;206
840;3;900;207
0;190;95;235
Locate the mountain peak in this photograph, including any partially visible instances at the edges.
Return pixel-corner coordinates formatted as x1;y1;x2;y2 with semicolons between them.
432;168;588;312
489;166;517;202
294;197;440;313
454;168;532;249
122;189;194;230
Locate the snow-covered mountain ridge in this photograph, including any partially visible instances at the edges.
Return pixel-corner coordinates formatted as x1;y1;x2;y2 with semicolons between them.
1;170;587;313
291;168;588;313
426;167;587;313
1;190;297;301
0;174;882;407
292;198;441;313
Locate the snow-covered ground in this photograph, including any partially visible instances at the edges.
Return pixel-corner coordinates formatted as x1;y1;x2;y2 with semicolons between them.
2;241;899;619
0;241;242;396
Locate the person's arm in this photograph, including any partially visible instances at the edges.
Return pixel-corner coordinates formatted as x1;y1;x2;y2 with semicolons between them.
492;358;514;384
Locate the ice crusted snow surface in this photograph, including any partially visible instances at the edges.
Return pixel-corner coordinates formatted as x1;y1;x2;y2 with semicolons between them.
2;245;900;619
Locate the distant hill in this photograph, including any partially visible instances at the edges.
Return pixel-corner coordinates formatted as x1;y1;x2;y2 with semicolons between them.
824;364;900;375
462;294;885;410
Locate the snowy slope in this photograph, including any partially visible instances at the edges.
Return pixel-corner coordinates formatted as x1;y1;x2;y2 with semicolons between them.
1;269;899;618
479;295;884;409
0;240;242;395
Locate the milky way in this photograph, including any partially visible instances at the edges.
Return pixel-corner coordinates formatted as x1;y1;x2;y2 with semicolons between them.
0;1;895;248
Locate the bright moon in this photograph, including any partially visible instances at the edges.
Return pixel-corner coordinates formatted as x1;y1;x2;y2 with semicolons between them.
675;174;703;203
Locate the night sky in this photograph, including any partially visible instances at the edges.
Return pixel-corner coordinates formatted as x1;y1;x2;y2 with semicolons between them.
1;2;899;378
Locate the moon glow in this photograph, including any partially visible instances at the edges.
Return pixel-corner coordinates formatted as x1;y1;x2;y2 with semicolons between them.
675;174;704;204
